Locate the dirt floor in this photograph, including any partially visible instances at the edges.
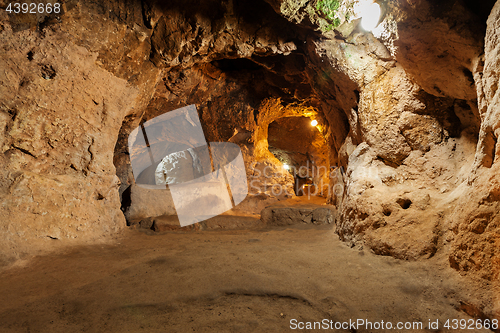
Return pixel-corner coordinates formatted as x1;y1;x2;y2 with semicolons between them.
0;223;496;333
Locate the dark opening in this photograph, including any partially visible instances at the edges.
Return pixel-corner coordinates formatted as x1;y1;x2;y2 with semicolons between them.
211;58;262;72
396;198;412;210
267;116;328;196
383;207;392;216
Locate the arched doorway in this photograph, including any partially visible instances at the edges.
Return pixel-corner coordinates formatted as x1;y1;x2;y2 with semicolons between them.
267;116;329;196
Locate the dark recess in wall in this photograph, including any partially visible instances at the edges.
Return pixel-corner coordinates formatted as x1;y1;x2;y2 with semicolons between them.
462;0;497;22
212;58;263;72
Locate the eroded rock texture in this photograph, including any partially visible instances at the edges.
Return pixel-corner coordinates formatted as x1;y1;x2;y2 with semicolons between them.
0;0;499;319
0;1;161;263
445;0;500;317
276;0;488;266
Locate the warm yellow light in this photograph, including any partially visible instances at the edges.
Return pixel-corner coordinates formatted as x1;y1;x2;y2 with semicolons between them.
311;120;318;126
358;1;381;32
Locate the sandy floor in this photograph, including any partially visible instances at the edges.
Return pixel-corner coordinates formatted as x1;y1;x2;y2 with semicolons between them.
0;224;495;332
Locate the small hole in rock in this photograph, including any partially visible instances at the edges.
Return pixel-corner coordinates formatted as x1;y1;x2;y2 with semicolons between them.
383;208;392;216
7;109;17;121
41;64;56;80
462;67;474;86
27;51;34;61
19;78;29;87
396;198;412;209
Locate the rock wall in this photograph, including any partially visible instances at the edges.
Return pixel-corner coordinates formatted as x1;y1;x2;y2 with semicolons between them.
0;0;317;260
288;0;483;261
0;1;160;264
264;1;499;318
446;0;500;318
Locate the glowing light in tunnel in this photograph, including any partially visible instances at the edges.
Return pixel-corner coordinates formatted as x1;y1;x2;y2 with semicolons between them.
283;164;290;170
311;120;318;126
356;0;381;32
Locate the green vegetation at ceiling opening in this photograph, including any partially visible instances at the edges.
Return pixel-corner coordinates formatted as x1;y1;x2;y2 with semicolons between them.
316;0;355;31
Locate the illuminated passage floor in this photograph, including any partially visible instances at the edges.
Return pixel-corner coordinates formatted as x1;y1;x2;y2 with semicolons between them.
0;226;491;333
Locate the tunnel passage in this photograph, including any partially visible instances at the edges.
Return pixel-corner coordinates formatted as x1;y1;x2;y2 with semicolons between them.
2;0;500;326
267;116;329;196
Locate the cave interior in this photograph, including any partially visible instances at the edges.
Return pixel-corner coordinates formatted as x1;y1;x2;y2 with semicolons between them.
0;0;500;331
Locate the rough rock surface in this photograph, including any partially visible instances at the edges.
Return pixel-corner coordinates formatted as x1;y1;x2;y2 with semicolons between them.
443;0;500;318
294;0;483;262
0;0;499;321
0;1;160;264
261;199;336;226
392;0;484;100
261;206;335;226
124;185;176;222
261;0;499;318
